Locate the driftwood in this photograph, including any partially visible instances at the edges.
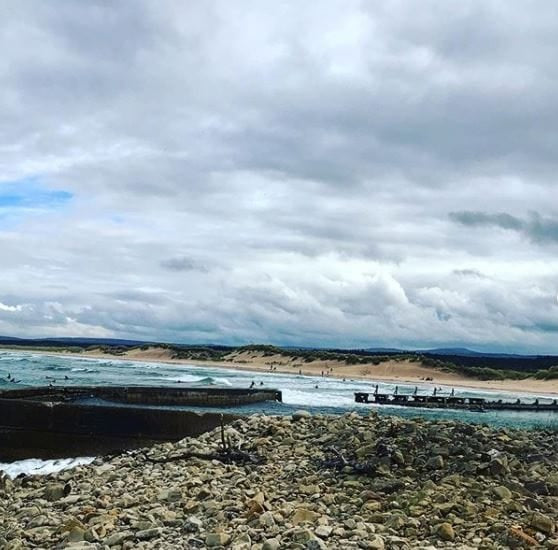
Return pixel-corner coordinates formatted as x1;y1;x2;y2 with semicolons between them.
321;446;376;475
144;416;265;465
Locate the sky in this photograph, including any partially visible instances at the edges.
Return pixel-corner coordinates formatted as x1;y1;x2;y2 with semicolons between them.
1;1;558;353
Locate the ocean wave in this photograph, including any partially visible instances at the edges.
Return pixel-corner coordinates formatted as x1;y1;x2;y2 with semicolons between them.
43;365;71;372
136;370;167;378
281;389;355;408
0;457;95;479
195;376;232;387
172;374;204;383
70;367;100;373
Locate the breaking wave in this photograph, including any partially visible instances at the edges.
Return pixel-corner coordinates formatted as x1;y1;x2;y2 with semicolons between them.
0;457;95;479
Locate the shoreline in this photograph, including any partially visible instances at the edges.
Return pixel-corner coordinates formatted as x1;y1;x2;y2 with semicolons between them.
3;346;558;397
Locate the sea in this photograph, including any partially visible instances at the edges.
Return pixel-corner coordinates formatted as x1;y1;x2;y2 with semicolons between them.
1;349;557;477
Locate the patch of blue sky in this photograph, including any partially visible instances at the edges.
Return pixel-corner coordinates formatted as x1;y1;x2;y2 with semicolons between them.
0;176;72;210
110;214;126;224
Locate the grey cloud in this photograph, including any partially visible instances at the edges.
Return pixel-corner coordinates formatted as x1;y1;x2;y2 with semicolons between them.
450;211;558;244
1;1;558;352
449;212;524;231
452;269;488;279
160;257;209;272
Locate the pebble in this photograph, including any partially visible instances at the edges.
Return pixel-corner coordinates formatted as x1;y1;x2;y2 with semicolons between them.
2;413;558;549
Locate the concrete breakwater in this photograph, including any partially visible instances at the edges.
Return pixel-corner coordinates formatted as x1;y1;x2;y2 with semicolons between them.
0;386;282;460
1;412;558;549
355;390;558;412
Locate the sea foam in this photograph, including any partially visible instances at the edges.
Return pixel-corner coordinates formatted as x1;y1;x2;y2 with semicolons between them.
0;457;95;479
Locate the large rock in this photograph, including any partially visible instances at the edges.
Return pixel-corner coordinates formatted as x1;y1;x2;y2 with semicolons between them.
530;512;555;535
43;482;68;501
66;526;86;542
104;531;133;546
262;538;280;550
489;457;509;475
136;527;164;540
232;533;252;550
368;535;385;550
259;511;276;527
315;525;332;538
427;455;444;470
292;410;311;421
158;488;182;502
436;522;455;541
184;516;203;533
493;485;512;500
292;529;315;544
206;532;231;547
292;508;321;525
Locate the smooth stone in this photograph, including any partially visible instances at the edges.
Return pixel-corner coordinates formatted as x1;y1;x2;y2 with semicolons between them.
184;516;203;533
232;533;252;550
135;527;163;540
104;531;133;546
67;527;86;542
493;485;512;500
44;482;67;501
315;525;332;538
427;455;444;470
292;410;311;421
437;522;455;541
206;532;231;547
367;535;385;550
530;512;555;534
259;510;276;527
262;538;280;550
292;508;320;525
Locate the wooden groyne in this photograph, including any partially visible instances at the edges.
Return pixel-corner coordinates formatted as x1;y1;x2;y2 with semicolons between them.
355;388;558;412
0;385;282;460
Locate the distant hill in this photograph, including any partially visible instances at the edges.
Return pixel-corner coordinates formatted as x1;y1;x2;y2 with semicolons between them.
363;347;407;354
43;337;152;346
0;336;150;347
2;336;558;374
420;347;536;358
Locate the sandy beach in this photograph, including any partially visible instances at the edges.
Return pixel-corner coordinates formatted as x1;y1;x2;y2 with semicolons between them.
6;346;558;396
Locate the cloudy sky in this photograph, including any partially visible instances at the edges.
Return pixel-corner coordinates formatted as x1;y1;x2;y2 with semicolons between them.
1;1;558;353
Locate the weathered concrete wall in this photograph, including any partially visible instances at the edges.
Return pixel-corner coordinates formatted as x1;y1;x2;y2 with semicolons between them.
0;398;238;460
0;385;282;406
0;386;282;460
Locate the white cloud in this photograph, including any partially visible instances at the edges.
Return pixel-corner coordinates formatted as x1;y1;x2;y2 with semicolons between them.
0;1;557;352
0;302;22;313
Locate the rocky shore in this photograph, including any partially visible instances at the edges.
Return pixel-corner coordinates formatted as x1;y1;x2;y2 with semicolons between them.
1;411;558;549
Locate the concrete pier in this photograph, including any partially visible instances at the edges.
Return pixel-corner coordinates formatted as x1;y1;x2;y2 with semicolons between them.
0;385;282;460
355;391;558;412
